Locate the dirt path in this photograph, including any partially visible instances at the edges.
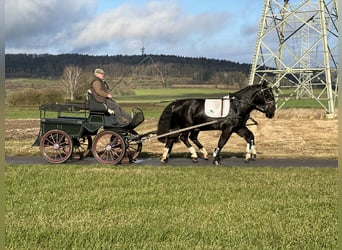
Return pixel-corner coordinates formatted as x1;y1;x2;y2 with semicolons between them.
5;109;338;159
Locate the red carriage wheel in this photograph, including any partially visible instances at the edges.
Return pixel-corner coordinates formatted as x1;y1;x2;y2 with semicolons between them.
92;130;126;165
39;129;73;164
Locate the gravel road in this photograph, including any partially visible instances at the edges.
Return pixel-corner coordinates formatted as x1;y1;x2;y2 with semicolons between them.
6;156;338;168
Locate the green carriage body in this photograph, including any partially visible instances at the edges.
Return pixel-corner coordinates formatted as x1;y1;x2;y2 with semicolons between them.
33;103;101;146
33;99;144;164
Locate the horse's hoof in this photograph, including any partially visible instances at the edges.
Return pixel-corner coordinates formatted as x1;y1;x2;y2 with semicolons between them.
191;157;198;163
160;158;168;164
213;160;220;166
200;153;209;160
244;159;250;164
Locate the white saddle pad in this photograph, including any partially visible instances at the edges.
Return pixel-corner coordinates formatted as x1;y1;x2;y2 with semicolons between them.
204;98;230;118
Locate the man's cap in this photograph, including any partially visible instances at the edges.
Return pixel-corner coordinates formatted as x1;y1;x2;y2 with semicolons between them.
94;68;105;75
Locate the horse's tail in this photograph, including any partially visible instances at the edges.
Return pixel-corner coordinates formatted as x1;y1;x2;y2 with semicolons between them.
157;101;175;143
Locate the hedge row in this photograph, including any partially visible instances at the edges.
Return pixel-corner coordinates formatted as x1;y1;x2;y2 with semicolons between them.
7;88;64;106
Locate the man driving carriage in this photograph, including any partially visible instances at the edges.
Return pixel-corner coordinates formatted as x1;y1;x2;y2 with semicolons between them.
89;68;132;126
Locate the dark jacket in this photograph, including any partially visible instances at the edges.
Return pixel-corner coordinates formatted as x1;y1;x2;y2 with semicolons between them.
90;77;110;103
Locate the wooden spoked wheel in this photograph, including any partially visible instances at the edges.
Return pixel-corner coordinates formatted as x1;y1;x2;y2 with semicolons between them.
126;130;142;161
92;130;126;164
39;129;73;164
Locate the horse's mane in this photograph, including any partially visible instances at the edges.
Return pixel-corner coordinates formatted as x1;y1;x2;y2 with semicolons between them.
232;84;262;98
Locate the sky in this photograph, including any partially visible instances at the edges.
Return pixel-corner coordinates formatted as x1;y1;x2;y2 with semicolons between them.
5;0;263;63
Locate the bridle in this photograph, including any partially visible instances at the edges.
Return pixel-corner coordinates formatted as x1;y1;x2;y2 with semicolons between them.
236;86;275;113
255;87;275;113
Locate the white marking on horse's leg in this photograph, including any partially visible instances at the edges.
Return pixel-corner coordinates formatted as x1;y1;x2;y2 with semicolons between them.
213;147;219;157
188;146;198;162
160;147;169;163
188;146;197;158
199;147;209;160
213;147;221;165
251;144;256;159
245;143;251;162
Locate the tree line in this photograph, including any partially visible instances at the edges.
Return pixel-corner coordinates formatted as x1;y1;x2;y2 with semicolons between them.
5;53;252;87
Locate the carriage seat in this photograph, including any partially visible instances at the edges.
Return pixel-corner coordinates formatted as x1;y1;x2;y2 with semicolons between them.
87;90;114;114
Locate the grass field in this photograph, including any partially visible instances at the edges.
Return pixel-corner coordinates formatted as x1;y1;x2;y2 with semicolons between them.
5;87;337;119
5;86;338;248
5;88;225;119
5;165;337;249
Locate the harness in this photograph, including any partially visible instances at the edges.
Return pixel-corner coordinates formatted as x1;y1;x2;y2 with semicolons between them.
236;87;275;113
204;96;231;118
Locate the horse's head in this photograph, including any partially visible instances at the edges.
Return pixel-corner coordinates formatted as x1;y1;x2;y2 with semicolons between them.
254;81;276;118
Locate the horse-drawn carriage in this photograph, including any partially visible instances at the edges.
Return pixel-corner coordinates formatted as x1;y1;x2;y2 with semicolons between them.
33;81;276;165
32;92;145;164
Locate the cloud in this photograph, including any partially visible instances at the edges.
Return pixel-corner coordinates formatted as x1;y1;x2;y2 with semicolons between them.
5;0;96;53
5;0;231;56
72;1;230;54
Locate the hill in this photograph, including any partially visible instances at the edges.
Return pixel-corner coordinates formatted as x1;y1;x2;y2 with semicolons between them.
5;53;251;87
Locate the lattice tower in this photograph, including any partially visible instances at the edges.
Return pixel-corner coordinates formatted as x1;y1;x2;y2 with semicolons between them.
248;0;338;117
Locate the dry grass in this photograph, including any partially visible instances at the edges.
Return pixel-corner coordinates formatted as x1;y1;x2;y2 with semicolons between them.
5;109;338;159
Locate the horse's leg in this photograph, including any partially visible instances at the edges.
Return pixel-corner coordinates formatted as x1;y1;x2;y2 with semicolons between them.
251;140;256;159
189;129;209;160
160;137;176;163
213;130;233;165
180;132;198;163
236;127;256;163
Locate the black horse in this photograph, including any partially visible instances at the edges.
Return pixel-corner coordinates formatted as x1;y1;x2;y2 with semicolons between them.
157;81;276;165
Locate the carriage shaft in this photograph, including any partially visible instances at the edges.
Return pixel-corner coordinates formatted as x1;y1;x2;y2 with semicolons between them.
140;120;218;143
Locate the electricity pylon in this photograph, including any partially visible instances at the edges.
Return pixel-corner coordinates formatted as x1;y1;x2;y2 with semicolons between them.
249;0;338;117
